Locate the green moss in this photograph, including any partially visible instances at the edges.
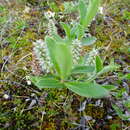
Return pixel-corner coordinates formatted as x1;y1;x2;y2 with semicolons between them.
0;0;130;129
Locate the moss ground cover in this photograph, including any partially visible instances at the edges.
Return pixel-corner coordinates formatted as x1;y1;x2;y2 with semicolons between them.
0;0;130;129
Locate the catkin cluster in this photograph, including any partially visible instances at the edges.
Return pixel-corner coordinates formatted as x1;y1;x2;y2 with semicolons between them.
85;48;98;66
48;19;57;36
71;39;82;64
33;10;98;73
33;39;52;73
33;38;98;74
44;11;57;36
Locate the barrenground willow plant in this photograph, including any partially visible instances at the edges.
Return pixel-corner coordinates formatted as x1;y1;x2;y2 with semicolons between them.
29;0;119;98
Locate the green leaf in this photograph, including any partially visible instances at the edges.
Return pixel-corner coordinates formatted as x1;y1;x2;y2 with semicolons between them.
110;124;120;130
45;36;61;74
79;0;87;26
61;22;71;39
98;64;119;76
112;104;130;120
54;43;73;79
121;74;130;80
52;34;64;43
102;85;117;90
70;24;85;40
95;55;103;73
76;24;85;39
80;0;101;28
72;65;95;74
66;82;109;98
46;36;73;79
70;24;79;40
123;100;130;108
86;63;119;82
29;76;44;83
29;76;64;89
50;2;59;12
81;37;97;46
29;75;57;83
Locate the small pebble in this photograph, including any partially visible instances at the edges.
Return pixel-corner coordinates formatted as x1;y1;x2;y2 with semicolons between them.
27;80;31;85
107;115;112;119
42;111;46;115
3;94;9;99
78;100;87;112
84;115;93;121
99;7;104;14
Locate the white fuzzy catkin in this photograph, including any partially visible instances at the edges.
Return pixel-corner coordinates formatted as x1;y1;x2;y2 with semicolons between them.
85;48;98;66
44;11;55;20
71;39;82;64
33;39;52;73
48;19;57;36
44;11;57;36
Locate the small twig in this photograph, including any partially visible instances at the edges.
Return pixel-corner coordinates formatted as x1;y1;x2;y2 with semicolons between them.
87;120;94;130
40;112;44;130
123;126;130;130
103;36;113;61
0;79;26;87
22;106;37;112
71;122;86;127
15;53;32;66
13;95;29;98
4;66;24;79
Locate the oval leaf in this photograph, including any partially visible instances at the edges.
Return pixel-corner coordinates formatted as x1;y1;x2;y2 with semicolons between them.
66;82;109;98
61;22;71;39
97;64;119;76
54;43;73;79
30;76;64;89
96;55;103;73
81;0;101;28
102;85;117;90
72;65;95;74
81;37;97;46
45;36;61;74
79;0;87;26
46;36;73;80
